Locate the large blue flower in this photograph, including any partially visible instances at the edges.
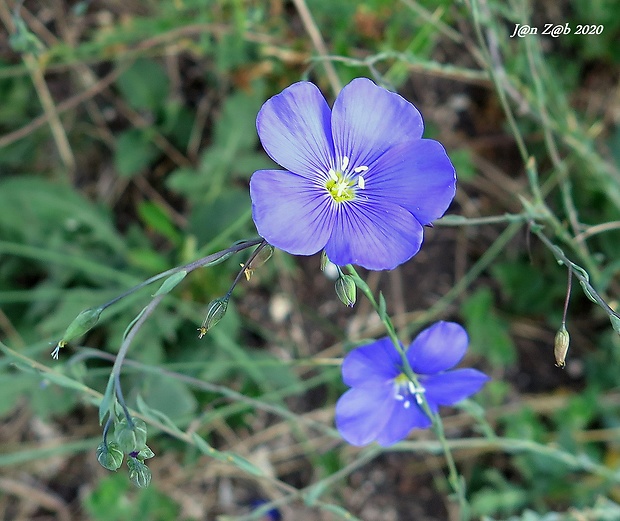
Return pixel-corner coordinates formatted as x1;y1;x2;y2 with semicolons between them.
249;78;456;271
335;321;489;447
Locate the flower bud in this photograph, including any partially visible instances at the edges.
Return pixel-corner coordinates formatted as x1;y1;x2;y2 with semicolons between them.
60;307;103;346
335;274;356;308
114;417;148;453
127;457;152;488
554;326;570;368
198;297;229;338
96;441;124;471
320;251;329;271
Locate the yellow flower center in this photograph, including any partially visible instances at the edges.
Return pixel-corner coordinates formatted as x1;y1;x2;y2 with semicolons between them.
393;373;426;409
324;156;368;204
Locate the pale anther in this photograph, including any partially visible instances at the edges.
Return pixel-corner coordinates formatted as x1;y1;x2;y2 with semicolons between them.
353;166;368;173
404;400;411;409
357;175;366;189
341;156;349;171
328;168;338;181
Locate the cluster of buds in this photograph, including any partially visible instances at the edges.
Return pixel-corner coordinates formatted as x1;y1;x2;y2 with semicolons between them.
96;417;154;488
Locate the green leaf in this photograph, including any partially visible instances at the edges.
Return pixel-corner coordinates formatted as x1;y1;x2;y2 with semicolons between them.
462;287;516;368
114;128;159;178
116;59;169;112
137;201;181;245
99;374;116;425
152;270;187;297
136;395;185;437
137;376;197;420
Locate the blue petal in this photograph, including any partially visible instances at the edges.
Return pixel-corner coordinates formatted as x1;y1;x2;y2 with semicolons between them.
364;139;456;225
342;337;401;388
335;387;396;446
331;78;424;170
375;399;432;447
250;169;334;254
256;82;335;179
423;369;489;407
407;322;469;374
324;199;424;270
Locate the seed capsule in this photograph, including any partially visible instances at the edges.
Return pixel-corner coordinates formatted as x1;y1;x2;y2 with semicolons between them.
554;326;570;368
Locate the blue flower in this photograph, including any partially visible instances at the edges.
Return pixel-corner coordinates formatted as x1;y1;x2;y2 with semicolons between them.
335;321;489;446
249;78;456;271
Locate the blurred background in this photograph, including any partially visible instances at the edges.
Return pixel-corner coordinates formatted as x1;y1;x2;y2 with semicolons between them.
1;1;620;520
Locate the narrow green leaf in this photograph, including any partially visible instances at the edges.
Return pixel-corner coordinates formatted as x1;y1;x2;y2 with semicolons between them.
378;291;388;321
190;433;263;476
153;270;187;296
122;305;148;342
99;374;116;425
610;314;620;335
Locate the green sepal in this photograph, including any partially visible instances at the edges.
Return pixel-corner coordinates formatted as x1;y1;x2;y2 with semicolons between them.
127;457;152;488
114;417;148;453
96;441;124;471
136;445;155;461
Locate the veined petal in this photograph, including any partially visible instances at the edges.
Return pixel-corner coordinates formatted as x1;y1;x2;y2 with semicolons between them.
375;399;432;446
408;322;469;374
365;139;456;225
324;199;424;270
342;337;401;388
257;82;335;178
331;78;424;169
423;369;489;407
250;170;334;255
335;387;396;446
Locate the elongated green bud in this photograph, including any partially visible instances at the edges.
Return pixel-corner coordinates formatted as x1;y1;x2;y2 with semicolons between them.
335;274;356;308
320;251;329;271
554;326;570;368
52;307;103;359
127;457;152;488
198;297;229;338
96;441;124;471
115;417;148;453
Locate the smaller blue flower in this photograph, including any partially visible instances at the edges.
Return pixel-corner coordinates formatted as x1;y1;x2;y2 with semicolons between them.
335;321;489;447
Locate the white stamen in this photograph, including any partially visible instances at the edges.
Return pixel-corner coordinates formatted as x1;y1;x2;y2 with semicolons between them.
395;393;404;401
341;156;349;171
415;394;424;405
357;175;366;189
404;400;411;409
353;165;368;173
328;168;338;181
408;381;416;394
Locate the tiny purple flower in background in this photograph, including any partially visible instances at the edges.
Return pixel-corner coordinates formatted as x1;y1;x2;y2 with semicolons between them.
335;321;489;447
249;78;456;271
